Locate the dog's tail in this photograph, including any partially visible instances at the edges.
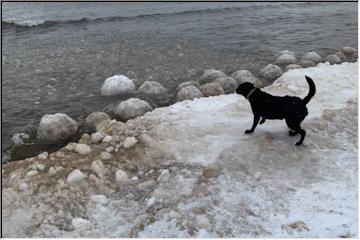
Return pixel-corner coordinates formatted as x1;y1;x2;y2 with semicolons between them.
302;75;316;105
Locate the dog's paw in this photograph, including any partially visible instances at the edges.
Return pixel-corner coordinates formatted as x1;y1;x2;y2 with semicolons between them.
259;118;265;125
295;142;302;146
245;129;253;134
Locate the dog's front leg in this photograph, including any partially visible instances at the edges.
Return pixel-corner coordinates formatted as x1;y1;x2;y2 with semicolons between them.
259;117;266;125
245;115;260;134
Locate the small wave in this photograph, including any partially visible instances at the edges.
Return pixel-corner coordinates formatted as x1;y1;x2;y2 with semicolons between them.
2;19;46;27
2;19;57;28
2;17;89;28
2;3;281;29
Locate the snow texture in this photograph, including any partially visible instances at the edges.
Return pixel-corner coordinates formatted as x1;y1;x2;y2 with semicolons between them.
11;132;29;146
91;132;104;144
74;144;92;155
37;113;78;143
123;137;138;149
1;62;358;238
67;169;86;184
115;169;129;183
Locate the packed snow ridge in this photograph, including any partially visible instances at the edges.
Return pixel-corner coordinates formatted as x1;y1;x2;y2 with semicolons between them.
2;62;358;237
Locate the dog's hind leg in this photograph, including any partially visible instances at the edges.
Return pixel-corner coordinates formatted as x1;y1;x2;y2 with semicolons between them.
294;127;306;145
245;115;260;134
286;119;306;145
289;130;297;136
259;117;266;125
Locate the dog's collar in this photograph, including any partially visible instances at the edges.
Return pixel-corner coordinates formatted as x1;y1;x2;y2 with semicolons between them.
246;88;257;100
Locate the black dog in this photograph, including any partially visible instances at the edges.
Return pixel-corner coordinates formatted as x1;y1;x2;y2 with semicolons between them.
236;76;316;145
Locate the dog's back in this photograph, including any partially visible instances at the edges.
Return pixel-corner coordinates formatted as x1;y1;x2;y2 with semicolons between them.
250;92;307;120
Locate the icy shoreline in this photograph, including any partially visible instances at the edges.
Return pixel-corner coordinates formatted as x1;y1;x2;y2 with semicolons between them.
4;47;357;163
2;62;358;237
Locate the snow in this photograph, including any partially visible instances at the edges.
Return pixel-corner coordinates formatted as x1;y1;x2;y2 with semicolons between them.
269;182;358;237
67;169;85;184
65;142;77;151
195;214;212;230
11;132;29;146
2;62;358;238
100;151;112;160
74;143;92;155
90;132;103;144
131;176;139;181
37;152;48;160
271;62;357;117
138;179;156;191
48;167;56;176
254;171;262;181
72;218;91;230
26;170;38;177
90;160;104;178
37;113;78;143
37;163;45;171
146;196;156;207
115;169;128;183
123;136;138;149
157;169;170;182
102;135;112;143
18;182;28;191
105;146;114;153
90;195;109;205
137;61;358;237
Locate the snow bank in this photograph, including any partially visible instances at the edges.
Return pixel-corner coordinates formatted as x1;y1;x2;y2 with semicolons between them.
2;62;358;237
267;61;358;117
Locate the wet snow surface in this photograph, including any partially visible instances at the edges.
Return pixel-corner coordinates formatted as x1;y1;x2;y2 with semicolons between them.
2;62;358;237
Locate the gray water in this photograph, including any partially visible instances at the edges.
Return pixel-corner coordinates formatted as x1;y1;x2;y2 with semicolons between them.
2;2;357;162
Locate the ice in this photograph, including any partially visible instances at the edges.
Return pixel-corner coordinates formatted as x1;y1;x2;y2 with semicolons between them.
26;170;38;177
146;196;156;207
66;169;85;184
100;151;112;160
269;62;358;118
100;74;135;96
131;176;139;181
48;167;56;176
74;144;92;155
18;182;28;191
90;195;109;205
72;218;91;230
11;132;29;146
2;62;358;237
37;152;48;160
157;169;170;182
115;169;128;183
123;136;138;149
90;160;104;178
102;135;112;143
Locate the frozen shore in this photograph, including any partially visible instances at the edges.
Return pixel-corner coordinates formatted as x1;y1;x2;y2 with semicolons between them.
2;62;358;237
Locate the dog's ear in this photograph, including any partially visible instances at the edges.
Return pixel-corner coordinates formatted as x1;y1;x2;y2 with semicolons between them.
236;84;242;94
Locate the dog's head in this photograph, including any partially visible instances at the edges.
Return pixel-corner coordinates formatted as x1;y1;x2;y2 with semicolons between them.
236;82;255;97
